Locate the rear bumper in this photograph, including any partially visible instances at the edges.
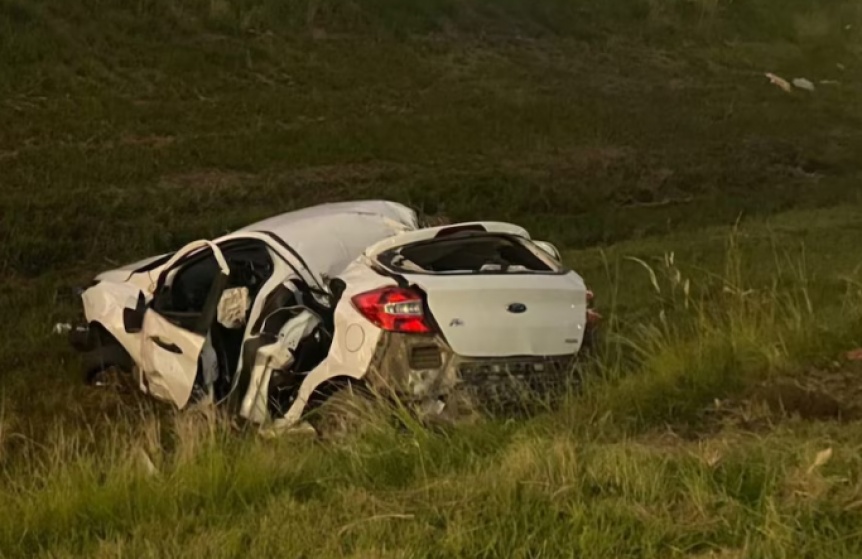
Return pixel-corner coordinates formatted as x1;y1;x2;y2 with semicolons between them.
364;331;581;416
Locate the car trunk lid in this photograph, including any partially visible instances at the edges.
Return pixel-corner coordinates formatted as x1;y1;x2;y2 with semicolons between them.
404;273;587;357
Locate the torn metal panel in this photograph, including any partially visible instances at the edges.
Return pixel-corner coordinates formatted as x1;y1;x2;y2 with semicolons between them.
238;308;321;424
81;279;149;364
236;201;418;286
363;330;578;422
69;200;595;433
139;310;208;407
137;241;231;409
276;262;397;427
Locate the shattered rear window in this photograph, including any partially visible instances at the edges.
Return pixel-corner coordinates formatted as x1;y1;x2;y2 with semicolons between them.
378;234;556;274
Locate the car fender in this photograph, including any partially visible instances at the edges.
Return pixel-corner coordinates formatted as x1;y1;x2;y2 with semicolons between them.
81;280;148;365
278;299;385;426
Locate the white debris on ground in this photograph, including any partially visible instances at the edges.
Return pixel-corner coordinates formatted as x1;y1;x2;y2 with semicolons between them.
792;78;815;91
765;74;823;93
765;72;792;92
260;419;318;439
135;447;160;477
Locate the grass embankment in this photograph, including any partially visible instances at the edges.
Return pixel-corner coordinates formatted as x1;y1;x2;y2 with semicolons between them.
1;0;862;556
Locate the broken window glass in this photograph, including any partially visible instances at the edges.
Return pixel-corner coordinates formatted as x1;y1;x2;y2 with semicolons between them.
379;234;554;274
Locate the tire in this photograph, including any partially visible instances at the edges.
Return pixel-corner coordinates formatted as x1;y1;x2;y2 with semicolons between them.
82;329;134;387
305;381;377;440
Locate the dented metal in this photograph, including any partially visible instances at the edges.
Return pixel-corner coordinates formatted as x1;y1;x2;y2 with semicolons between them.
67;200;595;433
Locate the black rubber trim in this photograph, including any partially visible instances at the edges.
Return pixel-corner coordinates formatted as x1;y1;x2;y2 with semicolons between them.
370;263;408;288
130;252;174;274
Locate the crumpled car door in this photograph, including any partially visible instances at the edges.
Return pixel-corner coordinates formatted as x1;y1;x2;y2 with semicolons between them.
139;240;231;409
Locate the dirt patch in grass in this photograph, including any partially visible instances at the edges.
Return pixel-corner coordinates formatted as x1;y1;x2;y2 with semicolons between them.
752;369;862;421
705;362;862;430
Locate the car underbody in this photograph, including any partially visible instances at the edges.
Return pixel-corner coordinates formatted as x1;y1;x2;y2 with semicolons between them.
363;331;583;418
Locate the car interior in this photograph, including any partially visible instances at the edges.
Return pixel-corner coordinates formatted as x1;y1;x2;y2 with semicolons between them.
233;277;339;418
151;240;276;401
379;233;555;274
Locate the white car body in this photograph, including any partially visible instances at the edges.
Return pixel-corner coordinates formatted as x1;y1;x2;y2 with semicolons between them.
70;200;592;430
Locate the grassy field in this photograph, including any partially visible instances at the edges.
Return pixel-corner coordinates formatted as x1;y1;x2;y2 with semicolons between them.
2;0;862;556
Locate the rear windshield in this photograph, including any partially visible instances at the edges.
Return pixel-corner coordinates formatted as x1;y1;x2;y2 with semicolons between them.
378;234;556;274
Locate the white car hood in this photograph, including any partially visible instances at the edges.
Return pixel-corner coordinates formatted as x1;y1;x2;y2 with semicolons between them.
95;254;170;283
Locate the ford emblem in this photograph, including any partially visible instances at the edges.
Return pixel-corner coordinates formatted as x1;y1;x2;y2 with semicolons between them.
507;303;527;314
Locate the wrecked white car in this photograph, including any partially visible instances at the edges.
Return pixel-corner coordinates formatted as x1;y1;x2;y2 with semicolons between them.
68;200;598;430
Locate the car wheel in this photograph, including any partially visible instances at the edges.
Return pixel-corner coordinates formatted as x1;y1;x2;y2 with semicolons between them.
306;381;378;440
82;335;134;388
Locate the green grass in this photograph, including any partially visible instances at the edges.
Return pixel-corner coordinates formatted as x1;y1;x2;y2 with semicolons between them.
3;409;862;557
2;0;862;556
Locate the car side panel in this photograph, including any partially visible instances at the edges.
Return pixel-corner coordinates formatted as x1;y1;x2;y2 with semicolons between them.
139;310;207;407
82;280;148;365
278;262;395;426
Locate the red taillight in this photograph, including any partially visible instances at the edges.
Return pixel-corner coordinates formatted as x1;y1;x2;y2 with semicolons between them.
351;287;433;334
585;289;601;325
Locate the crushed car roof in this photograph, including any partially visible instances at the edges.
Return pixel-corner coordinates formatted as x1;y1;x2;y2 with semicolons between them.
96;200;419;283
235;200;417;239
231;200;419;282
